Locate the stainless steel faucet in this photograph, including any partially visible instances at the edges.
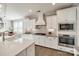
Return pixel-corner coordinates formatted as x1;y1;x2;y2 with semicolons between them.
2;31;9;42
2;32;5;41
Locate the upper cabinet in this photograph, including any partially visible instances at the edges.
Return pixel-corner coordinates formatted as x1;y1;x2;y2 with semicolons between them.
57;7;76;23
46;15;57;29
35;12;46;25
46;15;57;37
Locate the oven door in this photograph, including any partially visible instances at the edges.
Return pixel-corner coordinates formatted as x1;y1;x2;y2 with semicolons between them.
59;36;67;44
58;35;75;48
67;37;74;45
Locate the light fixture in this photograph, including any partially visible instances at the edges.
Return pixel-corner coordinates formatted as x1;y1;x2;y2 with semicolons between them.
0;4;2;8
52;3;56;5
29;9;32;12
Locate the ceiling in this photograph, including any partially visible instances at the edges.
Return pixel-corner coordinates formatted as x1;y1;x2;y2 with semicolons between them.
1;3;79;20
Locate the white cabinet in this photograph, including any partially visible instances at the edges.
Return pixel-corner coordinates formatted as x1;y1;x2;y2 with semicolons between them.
58;46;74;54
34;35;74;53
16;43;35;56
34;35;58;49
57;7;76;23
46;15;57;29
77;6;79;47
45;37;58;49
34;35;46;46
26;44;35;56
46;16;52;29
16;49;27;56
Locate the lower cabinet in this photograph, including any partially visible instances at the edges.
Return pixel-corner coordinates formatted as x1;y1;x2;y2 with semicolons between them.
51;49;73;56
26;44;35;56
16;44;35;56
35;36;58;50
56;50;74;56
45;37;58;49
58;46;74;54
34;35;74;55
34;35;46;46
35;45;73;56
16;49;27;56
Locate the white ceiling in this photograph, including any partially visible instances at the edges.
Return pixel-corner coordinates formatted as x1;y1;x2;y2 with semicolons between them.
6;3;73;13
1;3;79;20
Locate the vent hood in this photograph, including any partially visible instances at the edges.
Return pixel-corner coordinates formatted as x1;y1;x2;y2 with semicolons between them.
36;12;45;25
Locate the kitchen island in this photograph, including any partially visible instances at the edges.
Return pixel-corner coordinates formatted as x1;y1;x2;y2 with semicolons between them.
0;37;35;56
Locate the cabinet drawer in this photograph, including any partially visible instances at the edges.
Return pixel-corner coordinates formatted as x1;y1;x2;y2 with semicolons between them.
58;46;74;54
58;46;64;51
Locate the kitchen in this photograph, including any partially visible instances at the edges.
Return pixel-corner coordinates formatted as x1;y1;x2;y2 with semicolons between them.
0;3;79;56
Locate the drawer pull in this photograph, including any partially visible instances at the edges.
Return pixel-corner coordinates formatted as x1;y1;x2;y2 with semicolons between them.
60;48;62;49
70;50;74;52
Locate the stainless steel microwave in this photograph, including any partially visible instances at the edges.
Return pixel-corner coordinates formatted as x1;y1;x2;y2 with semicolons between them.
58;23;74;31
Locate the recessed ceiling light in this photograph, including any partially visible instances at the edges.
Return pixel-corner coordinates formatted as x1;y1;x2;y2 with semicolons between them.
52;3;56;5
29;9;32;12
0;4;2;8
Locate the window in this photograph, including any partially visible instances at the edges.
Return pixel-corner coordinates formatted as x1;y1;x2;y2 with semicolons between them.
13;20;23;34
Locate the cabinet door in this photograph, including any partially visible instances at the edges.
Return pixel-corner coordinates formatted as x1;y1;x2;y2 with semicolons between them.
51;37;58;49
35;36;46;46
46;16;52;29
45;37;58;49
46;15;57;29
57;7;76;23
26;44;35;56
52;16;57;29
58;46;74;54
16;49;27;56
56;50;73;56
34;35;40;44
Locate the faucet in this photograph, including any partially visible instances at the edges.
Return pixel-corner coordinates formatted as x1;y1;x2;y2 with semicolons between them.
2;32;5;41
2;30;9;42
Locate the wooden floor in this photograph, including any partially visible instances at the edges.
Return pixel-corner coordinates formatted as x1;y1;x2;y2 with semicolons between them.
35;45;74;56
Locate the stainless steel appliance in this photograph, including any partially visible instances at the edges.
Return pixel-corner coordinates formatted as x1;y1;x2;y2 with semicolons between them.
58;23;74;31
58;34;75;48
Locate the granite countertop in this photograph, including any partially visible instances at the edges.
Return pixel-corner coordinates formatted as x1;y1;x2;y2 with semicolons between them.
23;33;58;38
0;37;35;56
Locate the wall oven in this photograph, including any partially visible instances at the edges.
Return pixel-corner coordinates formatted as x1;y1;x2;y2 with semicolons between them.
58;34;75;48
58;23;74;31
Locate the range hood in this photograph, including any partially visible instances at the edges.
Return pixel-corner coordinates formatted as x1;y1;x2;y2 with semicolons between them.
36;12;45;25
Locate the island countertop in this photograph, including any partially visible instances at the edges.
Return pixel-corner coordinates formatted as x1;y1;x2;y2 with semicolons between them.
0;37;35;56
